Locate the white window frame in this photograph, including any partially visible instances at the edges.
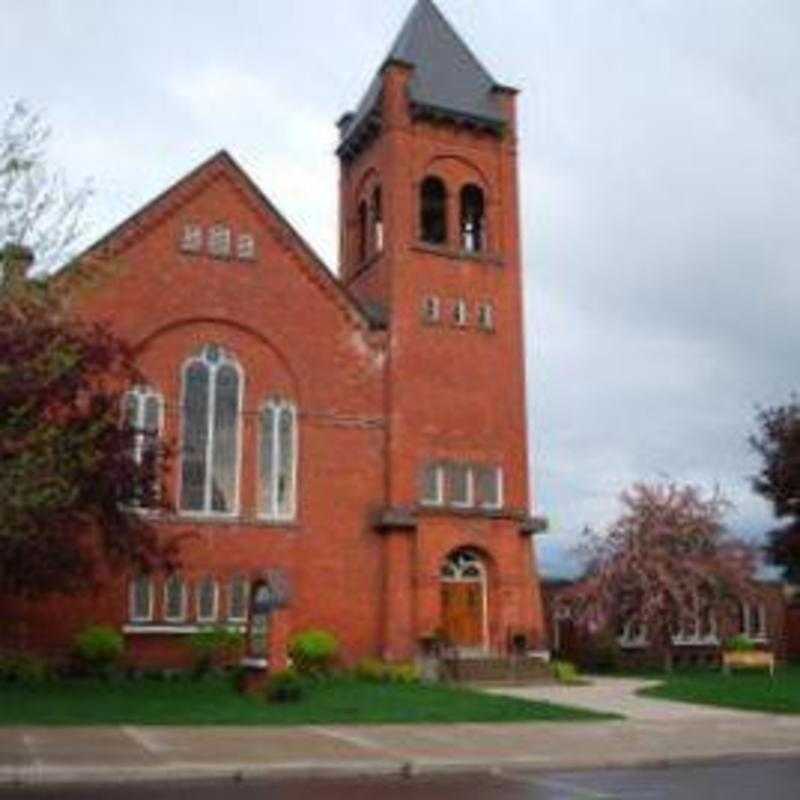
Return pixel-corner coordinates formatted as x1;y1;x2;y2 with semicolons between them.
671;596;718;647
258;400;298;522
420;463;445;507
453;299;468;328
129;576;154;623
196;577;219;623
228;575;250;623
180;223;204;254
237;233;256;261
207;223;232;258
476;466;503;510
741;601;768;642
178;345;244;519
449;463;474;508
617;619;649;650
124;386;164;464
163;574;187;623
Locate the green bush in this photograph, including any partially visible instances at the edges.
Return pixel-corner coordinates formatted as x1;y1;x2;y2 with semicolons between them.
265;669;305;703
288;629;339;676
73;625;124;676
551;660;581;684
353;658;420;684
725;635;757;653
0;654;51;685
188;627;244;676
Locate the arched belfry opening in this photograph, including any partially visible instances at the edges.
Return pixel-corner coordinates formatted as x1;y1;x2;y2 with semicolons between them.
371;186;383;252
420;176;447;245
460;184;485;253
357;200;368;263
440;549;488;651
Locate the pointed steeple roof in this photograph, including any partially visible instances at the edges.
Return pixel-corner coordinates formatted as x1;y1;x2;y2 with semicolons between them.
338;0;510;156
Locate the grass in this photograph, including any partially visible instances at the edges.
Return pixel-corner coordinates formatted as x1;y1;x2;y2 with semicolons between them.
0;676;617;726
640;665;800;715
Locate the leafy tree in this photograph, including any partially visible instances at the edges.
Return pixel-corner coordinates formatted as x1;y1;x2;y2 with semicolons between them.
564;483;758;668
751;398;800;582
0;103;173;597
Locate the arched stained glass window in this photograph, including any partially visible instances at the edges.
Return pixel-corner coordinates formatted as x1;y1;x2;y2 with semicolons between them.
180;345;242;515
260;400;297;520
164;573;187;622
196;576;218;622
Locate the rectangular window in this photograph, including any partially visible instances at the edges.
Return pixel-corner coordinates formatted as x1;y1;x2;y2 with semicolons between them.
453;299;468;328
164;575;187;622
208;224;232;258
260;402;297;521
421;463;444;506
237;233;256;260
448;463;472;507
129;576;153;622
124;388;163;508
180;224;203;253
229;576;249;622
475;466;503;509
196;578;218;622
422;296;441;324
477;302;495;331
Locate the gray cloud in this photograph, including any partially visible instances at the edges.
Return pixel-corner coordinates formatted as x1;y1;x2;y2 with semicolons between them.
4;0;798;576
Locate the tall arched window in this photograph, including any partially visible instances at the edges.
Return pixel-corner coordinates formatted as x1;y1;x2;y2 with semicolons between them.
123;386;163;507
420;176;447;245
371;186;384;252
357;200;368;263
460;184;485;253
180;344;242;515
260;400;297;520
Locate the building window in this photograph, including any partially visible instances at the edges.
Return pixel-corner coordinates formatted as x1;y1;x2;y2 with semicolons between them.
453;299;468;327
129;575;154;622
229;575;250;621
357;200;368;263
477;302;495;332
123;387;163;507
741;602;767;641
260;400;297;521
422;296;441;324
421;463;444;506
371;187;384;252
196;576;218;623
237;233;256;261
180;224;203;254
618;619;648;649
475;466;503;509
448;463;472;507
420;176;447;245
208;224;232;258
164;574;187;622
179;344;242;516
460;184;485;253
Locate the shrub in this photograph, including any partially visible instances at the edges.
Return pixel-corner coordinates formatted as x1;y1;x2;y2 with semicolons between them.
0;654;51;685
188;627;245;677
551;660;581;685
73;625;124;677
725;634;757;653
288;629;339;676
265;669;305;703
386;662;421;684
353;659;421;684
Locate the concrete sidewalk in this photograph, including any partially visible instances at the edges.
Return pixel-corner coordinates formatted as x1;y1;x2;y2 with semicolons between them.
2;680;800;787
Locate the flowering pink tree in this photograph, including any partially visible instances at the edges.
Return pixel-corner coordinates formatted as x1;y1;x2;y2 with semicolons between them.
564;483;759;668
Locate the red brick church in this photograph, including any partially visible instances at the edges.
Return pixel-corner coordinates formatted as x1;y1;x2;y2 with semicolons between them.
3;0;548;668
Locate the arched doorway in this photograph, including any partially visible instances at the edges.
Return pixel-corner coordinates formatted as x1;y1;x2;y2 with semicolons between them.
440;550;488;651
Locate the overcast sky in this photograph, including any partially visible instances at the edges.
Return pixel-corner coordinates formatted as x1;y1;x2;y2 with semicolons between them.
5;0;799;577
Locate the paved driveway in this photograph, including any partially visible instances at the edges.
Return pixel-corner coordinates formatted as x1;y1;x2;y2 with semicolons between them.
486;677;761;722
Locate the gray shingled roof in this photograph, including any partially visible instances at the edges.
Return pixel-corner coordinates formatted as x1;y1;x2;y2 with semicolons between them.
339;0;508;154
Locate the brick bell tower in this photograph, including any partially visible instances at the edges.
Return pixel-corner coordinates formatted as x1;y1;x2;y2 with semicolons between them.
337;0;547;661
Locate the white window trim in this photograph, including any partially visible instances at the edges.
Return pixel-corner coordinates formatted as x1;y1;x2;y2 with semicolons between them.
258;400;299;522
477;466;504;510
163;575;187;623
478;302;495;331
180;223;204;254
207;223;232;258
228;576;250;623
420;463;445;507
123;624;246;636
450;464;474;508
453;299;468;328
617;620;649;650
129;576;154;623
236;233;256;261
422;296;441;324
741;602;768;642
177;346;244;519
196;577;219;623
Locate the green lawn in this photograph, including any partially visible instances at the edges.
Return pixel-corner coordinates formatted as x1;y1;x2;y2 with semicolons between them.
640;665;800;715
0;677;617;726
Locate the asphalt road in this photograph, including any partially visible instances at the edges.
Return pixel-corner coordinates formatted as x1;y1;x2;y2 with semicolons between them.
3;759;800;800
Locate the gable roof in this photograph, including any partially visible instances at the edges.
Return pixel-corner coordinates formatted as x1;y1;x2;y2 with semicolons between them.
338;0;510;155
61;150;384;331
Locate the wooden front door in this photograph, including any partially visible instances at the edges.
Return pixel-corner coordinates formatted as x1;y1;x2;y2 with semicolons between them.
441;581;484;648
